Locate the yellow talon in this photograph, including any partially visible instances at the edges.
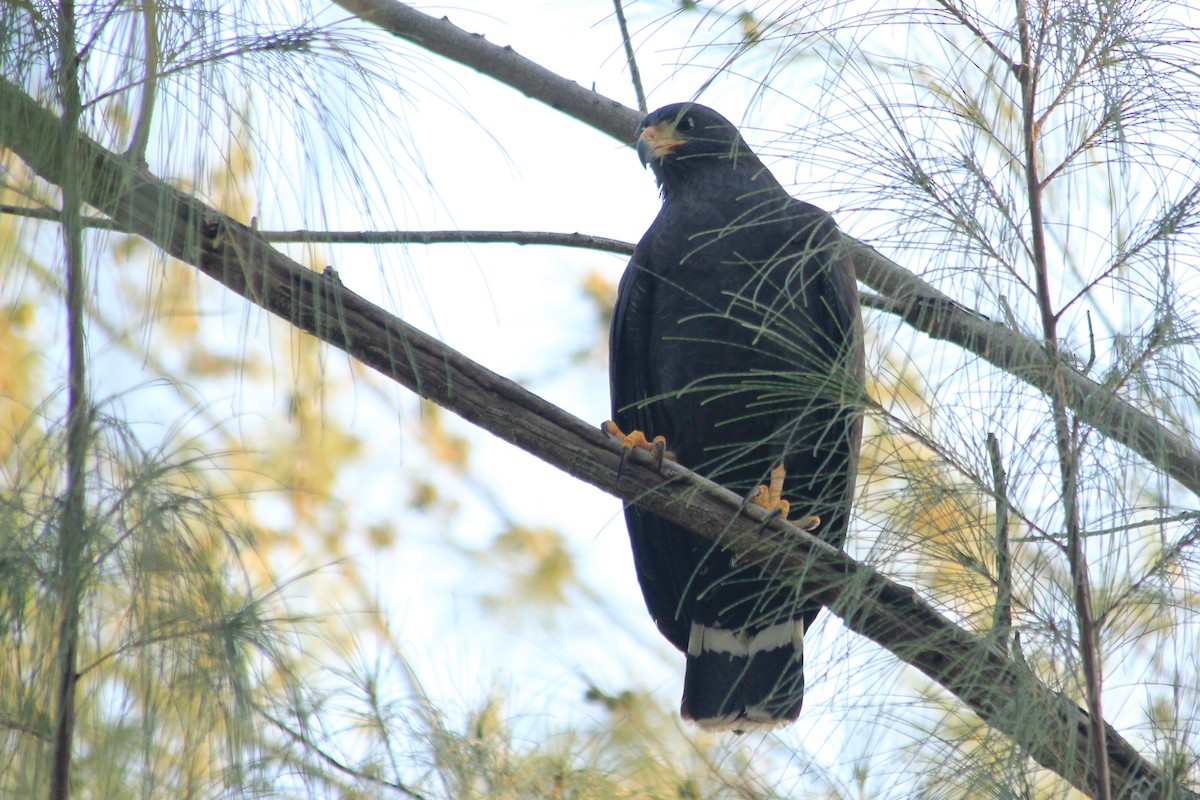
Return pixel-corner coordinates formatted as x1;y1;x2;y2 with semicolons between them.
753;464;789;517
602;420;670;474
626;430;667;453
602;421;666;453
751;465;821;532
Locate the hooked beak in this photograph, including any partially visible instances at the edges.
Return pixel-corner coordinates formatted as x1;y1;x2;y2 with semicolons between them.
637;123;684;166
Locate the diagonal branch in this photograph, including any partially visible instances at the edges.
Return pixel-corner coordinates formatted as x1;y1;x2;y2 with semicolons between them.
0;75;1191;800
336;0;1200;499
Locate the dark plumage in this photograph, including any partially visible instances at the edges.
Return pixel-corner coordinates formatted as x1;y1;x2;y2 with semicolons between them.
610;103;864;730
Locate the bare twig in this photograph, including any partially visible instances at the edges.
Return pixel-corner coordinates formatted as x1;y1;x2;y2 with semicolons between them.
258;228;636;254
83;27;321;113
0;202;119;228
986;433;1012;644
932;0;1018;73
1100;517;1200;626
0;79;1188;798
611;0;647;114
125;0;159;163
0;205;637;255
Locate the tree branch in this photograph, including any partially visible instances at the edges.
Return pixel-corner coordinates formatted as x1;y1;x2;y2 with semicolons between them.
257;228;635;254
50;2;89;796
337;0;1200;499
986;432;1012;644
1;75;1191;800
125;0;158;163
0;207;637;254
611;0;647;115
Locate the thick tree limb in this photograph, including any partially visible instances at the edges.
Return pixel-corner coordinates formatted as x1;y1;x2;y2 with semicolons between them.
340;0;1200;497
1;76;1192;800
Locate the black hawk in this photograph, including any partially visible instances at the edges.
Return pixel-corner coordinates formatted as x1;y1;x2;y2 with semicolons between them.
606;103;864;731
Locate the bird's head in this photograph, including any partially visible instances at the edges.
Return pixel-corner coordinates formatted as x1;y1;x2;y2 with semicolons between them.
635;103;760;192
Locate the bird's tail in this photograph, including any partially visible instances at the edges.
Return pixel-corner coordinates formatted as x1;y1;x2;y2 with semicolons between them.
680;619;805;732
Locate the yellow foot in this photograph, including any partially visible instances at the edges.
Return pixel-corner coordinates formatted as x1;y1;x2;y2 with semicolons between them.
601;421;670;474
752;464;820;532
752;464;791;518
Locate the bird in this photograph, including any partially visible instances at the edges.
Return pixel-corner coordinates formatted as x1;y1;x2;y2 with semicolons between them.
605;102;864;731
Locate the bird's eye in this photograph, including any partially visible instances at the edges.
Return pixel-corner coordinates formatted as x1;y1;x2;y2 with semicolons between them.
676;116;695;133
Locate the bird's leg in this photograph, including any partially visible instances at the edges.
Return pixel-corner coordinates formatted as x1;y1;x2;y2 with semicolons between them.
601;420;670;475
752;465;820;532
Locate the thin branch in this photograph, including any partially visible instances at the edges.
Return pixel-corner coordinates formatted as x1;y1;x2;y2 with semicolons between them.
1100;517;1200;627
335;0;1200;499
932;0;1019;73
83;27;321;113
1035;7;1114;131
1017;2;1110;796
1038;104;1120;189
125;0;159;163
0;78;1188;799
258;228;636;254
986;432;1012;645
0;206;637;254
1060;181;1200;317
51;2;88;798
258;706;430;799
612;0;647;115
0;203;120;228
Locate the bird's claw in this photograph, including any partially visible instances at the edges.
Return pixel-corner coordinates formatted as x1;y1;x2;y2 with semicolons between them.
602;421;670;476
752;465;790;517
751;465;820;532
